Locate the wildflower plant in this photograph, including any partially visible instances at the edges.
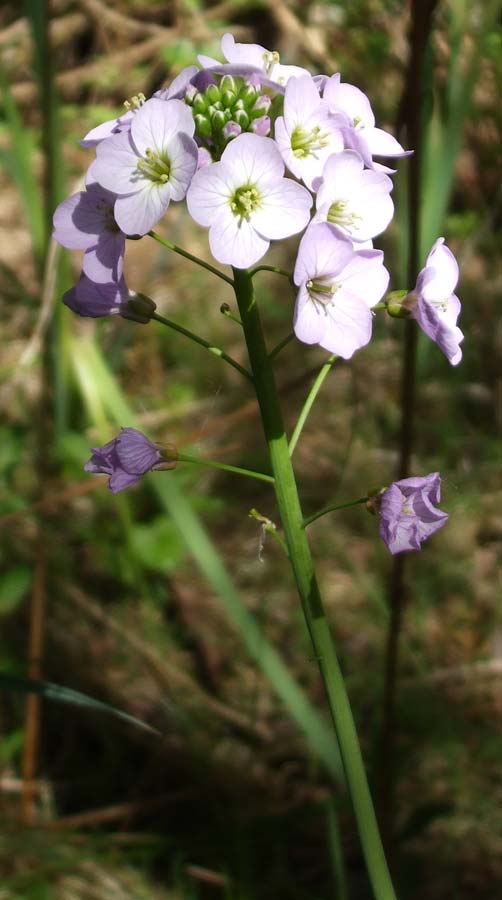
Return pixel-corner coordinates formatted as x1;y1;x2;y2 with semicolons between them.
53;33;462;900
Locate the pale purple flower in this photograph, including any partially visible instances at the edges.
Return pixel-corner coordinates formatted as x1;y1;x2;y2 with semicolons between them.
323;74;411;171
153;66;199;101
80;109;135;149
199;33;309;86
293;222;389;358
314;150;394;242
274;75;344;190
62;275;128;318
378;473;448;555
408;238;463;366
84;427;164;493
52;181;125;283
186;133;312;268
92;98;198;235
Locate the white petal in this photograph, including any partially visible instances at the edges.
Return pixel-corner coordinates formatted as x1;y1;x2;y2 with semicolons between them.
186;163;232;226
221;133;284;187
131;98;194;156
114;184;170;235
252;180;312;240
339;250;389;307
165;133;198;201
319;295;373;358
422;238;459;299
209;211;269;268
365;126;410;158
293;222;354;286
93;132;142;194
294;286;328;346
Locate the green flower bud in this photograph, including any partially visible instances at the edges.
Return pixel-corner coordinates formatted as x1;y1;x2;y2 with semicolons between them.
386;289;413;319
194;113;212;138
192;93;207;114
219;74;236;93
240;84;258;104
211;110;227;130
222;90;236;109
205;83;221;104
120;292;157;324
234;109;250;129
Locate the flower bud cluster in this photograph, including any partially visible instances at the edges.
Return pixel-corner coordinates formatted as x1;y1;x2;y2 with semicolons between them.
186;75;272;153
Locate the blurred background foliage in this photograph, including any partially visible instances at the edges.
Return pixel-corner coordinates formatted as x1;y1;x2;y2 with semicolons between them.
0;1;501;898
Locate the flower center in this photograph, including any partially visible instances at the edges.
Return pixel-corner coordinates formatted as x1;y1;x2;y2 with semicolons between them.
326;199;362;232
306;278;339;310
123;92;146;111
136;148;171;184
262;50;281;78
230;184;261;220
291;125;330;159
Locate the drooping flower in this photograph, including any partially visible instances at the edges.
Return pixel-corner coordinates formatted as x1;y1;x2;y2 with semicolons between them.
62;275;129;318
275;75;344;189
408;238;464;366
199;32;309;86
314;150;394;242
378;473;448;555
293;222;389;358
52;179;125;283
84;427;175;493
92;98;198;235
186;132;312;268
323;74;411;171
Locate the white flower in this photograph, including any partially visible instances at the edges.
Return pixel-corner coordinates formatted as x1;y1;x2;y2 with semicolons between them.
186;133;312;268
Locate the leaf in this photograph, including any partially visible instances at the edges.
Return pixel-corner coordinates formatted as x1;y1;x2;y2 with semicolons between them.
0;673;160;737
0;567;32;615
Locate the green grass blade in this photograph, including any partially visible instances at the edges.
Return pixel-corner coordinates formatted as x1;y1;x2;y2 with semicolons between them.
69;333;343;781
0;64;45;261
0;672;160;736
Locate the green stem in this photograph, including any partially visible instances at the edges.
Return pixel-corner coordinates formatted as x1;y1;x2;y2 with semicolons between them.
220;303;242;327
289;354;338;457
151;312;252;382
269;331;295;361
249;264;292;280
178;452;274;485
232;267;397;900
303;497;369;528
149;231;234;287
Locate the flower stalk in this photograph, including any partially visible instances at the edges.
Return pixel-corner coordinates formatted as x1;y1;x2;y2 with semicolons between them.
232;267;397;900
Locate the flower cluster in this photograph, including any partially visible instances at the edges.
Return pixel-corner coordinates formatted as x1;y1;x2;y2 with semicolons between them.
53;31;463;362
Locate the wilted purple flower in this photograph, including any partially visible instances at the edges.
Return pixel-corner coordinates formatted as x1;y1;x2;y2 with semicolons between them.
62;275;128;318
293;222;389;358
52;181;125;283
199;32;309;86
323;74;410;172
408;238;464;366
378;473;448;555
186;133;312;268
314;150;394;242
275;75;344;189
92;98;198;235
84;427;171;493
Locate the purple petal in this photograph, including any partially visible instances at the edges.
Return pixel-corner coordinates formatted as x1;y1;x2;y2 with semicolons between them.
63;275;128;318
115;427;161;474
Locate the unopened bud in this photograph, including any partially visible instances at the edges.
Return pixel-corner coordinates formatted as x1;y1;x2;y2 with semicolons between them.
211;110;227;130
194;114;212;138
240;83;259;104
192;92;207;113
251;115;270;136
158;443;179;470
184;84;198;104
205;83;221;104
386;289;413;319
253;94;272;113
234;109;249;129
120;292;157;324
220;74;236;93
221;90;237;108
223;121;241;141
